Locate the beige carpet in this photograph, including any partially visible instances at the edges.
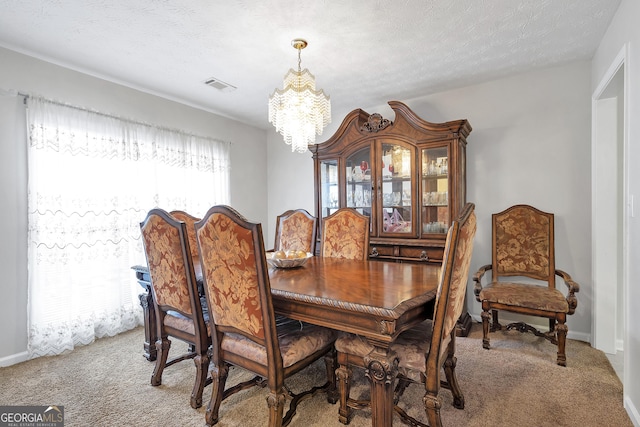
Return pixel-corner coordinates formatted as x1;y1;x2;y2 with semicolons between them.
0;323;632;427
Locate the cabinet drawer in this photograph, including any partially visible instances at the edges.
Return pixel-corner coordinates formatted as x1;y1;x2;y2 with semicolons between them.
369;244;395;258
399;246;443;263
369;244;442;263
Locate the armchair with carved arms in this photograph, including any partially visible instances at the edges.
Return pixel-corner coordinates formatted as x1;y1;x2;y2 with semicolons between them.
473;204;579;366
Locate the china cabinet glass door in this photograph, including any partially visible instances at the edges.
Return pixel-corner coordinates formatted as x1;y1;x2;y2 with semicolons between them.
319;159;338;218
421;146;449;234
380;142;413;235
344;147;372;228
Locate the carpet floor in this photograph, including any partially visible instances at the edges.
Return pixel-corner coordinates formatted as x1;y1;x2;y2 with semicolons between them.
0;323;632;427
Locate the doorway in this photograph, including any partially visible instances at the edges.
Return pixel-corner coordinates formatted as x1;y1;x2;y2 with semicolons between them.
591;45;628;381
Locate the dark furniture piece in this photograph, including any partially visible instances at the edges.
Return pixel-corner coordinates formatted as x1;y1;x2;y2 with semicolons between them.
269;256;440;427
132;265;156;361
133;247;441;427
311;101;473;336
139;208;211;409
473;204;580;366
334;203;476;426
195;205;338;427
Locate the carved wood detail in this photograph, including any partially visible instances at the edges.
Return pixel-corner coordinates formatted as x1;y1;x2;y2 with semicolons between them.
360;112;392;133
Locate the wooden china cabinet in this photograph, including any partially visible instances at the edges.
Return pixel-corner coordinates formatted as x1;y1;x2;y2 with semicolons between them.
311;101;473;335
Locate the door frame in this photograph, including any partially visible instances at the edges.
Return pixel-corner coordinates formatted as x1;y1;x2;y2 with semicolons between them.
591;44;629;363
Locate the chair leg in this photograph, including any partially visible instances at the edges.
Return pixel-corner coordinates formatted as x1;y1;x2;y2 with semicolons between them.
423;392;443;427
556;321;568;367
266;389;286;427
491;309;502;331
443;355;464;409
336;364;353;425
205;363;229;426
151;337;170;386
324;349;339;404
394;377;411;404
481;310;491;349
190;352;210;409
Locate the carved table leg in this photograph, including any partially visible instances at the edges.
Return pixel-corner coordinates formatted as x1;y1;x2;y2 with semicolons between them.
364;347;399;427
139;288;157;361
336;364;353;424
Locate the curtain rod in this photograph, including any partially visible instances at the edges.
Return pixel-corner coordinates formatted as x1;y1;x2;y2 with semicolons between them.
2;88;230;145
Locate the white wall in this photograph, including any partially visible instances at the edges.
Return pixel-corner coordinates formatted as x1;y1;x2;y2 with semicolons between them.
0;46;268;361
592;0;640;422
268;61;593;341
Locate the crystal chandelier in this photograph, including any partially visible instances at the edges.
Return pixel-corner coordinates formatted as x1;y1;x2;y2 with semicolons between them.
268;39;331;153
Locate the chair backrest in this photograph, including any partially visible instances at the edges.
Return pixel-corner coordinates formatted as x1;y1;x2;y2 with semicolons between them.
491;204;555;288
170;210;201;264
427;203;476;385
320;208;370;260
140;209;205;331
195;205;280;364
274;209;318;253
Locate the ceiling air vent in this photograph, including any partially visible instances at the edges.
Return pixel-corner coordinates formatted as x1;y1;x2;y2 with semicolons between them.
204;77;237;92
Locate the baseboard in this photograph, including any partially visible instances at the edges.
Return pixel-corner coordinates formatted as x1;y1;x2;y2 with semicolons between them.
0;351;29;367
624;395;640;427
468;313;591;343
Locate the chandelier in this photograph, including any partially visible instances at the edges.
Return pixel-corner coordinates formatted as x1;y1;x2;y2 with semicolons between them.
268;39;331;153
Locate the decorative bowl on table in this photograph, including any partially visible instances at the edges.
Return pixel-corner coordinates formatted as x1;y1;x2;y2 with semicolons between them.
266;250;313;269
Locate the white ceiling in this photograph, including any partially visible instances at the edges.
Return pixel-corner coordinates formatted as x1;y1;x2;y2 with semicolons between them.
0;1;620;130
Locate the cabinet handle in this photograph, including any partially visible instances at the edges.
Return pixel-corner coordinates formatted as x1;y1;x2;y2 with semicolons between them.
420;251;429;261
370;247;379;257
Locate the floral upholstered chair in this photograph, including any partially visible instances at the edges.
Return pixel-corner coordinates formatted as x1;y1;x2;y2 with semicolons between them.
320;208;370;260
140;208;211;409
473;204;580;366
334;203;476;426
273;209;318;254
170;210;205;297
170;210;201;264
195;205;338;427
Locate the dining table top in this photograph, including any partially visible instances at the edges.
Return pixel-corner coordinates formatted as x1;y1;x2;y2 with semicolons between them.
268;256;442;344
133;255;442;343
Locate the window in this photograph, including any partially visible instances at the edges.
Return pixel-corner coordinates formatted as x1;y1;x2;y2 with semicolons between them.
26;97;230;357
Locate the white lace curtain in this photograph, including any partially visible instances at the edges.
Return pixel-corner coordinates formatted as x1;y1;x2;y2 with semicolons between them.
26;97;230;358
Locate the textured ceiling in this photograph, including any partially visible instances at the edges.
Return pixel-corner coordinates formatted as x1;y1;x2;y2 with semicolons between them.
0;1;620;130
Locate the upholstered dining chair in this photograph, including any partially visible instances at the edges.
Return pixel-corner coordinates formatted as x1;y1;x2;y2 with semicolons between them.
195;205;338;427
334;203;476;426
473;204;579;366
139;208;211;409
170;210;201;264
170;210;205;298
320;208;370;260
273;209;318;254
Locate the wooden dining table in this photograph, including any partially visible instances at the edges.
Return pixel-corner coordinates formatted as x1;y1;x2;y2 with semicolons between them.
269;256;441;427
132;256;441;427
